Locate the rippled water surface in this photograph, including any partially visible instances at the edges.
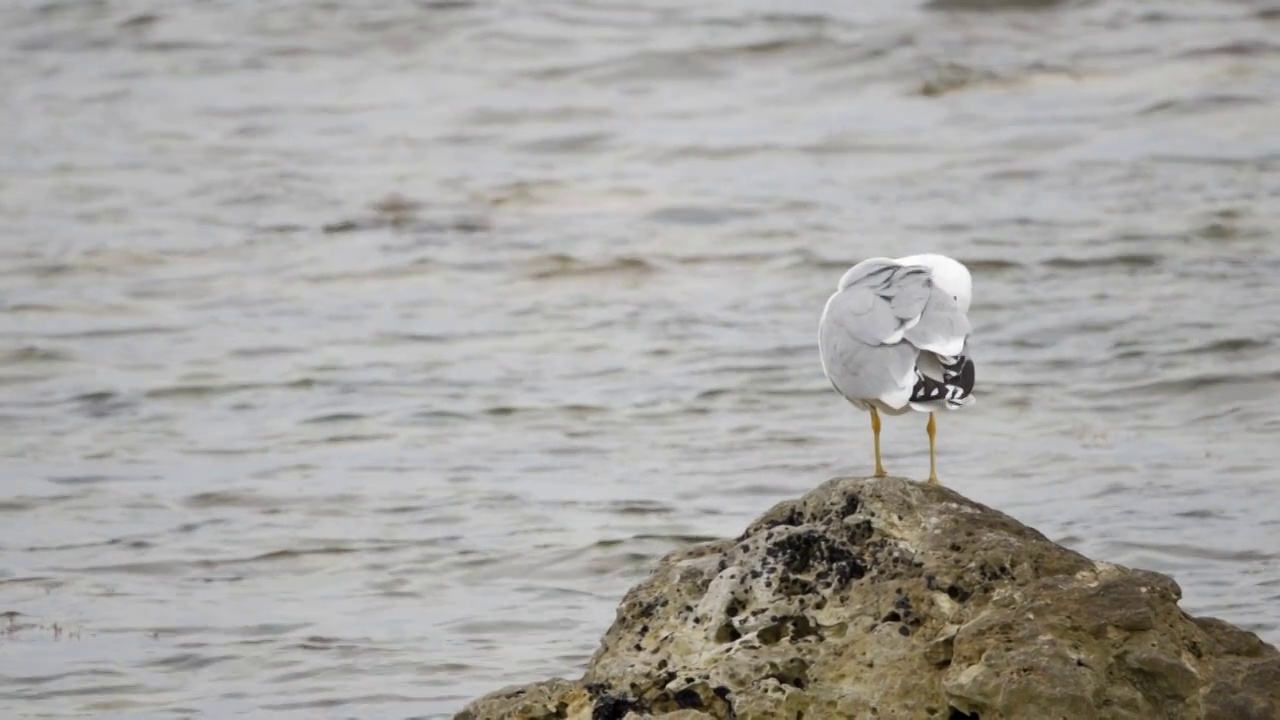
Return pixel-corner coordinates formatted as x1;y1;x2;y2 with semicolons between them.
3;0;1280;717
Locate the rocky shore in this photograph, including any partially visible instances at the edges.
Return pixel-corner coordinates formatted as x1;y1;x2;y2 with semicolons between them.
457;477;1280;719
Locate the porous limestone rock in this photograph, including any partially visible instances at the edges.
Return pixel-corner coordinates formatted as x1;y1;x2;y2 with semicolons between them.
456;477;1280;720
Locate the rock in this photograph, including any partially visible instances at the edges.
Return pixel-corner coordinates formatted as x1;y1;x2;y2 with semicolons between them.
456;477;1280;720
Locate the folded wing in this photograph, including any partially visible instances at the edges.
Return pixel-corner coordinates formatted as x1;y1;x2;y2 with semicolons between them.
820;258;972;411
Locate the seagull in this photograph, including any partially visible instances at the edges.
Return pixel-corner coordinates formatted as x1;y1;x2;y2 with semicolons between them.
818;253;976;484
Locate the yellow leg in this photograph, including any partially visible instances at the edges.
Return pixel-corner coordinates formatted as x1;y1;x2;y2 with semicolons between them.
926;412;939;485
870;408;887;478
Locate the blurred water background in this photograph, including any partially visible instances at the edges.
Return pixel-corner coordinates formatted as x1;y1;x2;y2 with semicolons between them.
2;0;1279;717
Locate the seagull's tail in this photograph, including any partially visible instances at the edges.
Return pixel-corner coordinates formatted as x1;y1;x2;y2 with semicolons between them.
909;354;975;411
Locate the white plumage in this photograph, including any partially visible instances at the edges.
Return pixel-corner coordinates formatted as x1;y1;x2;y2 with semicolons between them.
818;253;976;484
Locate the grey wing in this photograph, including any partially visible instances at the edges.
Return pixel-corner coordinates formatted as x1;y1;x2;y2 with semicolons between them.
833;259;933;344
849;257;970;358
820;268;926;408
819;313;918;409
820;258;971;408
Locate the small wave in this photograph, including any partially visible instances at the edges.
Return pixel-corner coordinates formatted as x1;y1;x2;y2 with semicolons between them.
302;433;394;445
918;62;1001;97
142;652;233;672
0;668;124;689
523;36;852;83
301;412;367;424
262;694;426;711
244;547;363;563
1194;219;1266;241
1089;371;1280;397
47;325;184;339
957;258;1026;272
520;253;656;280
515;131;612;155
146;378;317;399
665;251;780;266
924;0;1069;9
1110;540;1278;563
1176;338;1270;355
466;105;611;126
303;258;442;284
644;205;758;226
1042;254;1161;269
319;214;485;236
1180;41;1280;58
183;491;286;509
228;345;304;358
67;560;208;577
604;499;674;516
0;346;73;364
45;474;140;486
1139;95;1264;116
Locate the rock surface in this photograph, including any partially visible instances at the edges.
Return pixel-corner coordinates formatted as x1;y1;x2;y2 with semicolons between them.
456;477;1280;720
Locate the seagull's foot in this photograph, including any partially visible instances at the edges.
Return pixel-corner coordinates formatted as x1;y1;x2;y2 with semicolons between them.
873;468;888;479
927;472;941;486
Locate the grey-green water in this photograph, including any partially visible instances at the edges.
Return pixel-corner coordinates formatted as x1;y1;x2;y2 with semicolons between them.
2;1;1279;717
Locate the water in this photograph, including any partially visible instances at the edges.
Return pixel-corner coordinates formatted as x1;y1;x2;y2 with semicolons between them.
2;0;1279;717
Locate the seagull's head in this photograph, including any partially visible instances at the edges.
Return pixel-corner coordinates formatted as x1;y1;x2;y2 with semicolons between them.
896;253;972;314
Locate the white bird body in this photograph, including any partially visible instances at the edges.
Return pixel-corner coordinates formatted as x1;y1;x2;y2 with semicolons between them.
818;253;976;482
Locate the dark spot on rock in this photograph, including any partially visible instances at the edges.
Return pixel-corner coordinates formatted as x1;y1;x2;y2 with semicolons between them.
946;584;971;603
674;688;703;709
777;573;818;597
978;563;1013;582
714;623;742;644
768;657;810;689
949;543;962;552
758;622;786;645
639;624;649;635
726;602;740;618
592;693;644;720
714;686;731;699
899;624;911;637
948;707;979;720
894;595;913;612
765;530;866;589
882;611;902;623
926;574;937;591
636;597;662;619
790;615;822;642
842;493;860;517
757;506;805;533
845;518;874;545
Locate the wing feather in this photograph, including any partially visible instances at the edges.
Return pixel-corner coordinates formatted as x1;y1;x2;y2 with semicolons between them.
819;257;973;409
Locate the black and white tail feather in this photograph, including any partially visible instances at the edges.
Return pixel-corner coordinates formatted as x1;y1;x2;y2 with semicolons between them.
909;354;976;409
